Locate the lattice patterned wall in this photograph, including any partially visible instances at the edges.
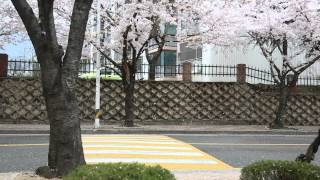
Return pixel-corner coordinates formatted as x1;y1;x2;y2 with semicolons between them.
1;78;319;125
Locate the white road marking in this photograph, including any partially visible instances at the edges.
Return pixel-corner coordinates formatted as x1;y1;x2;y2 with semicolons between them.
190;143;309;146
83;138;175;142
84;150;204;156
0;143;48;147
85;158;217;164
84;144;193;150
83;140;180;144
0;134;315;137
165;134;316;137
0;143;310;147
0;134;49;136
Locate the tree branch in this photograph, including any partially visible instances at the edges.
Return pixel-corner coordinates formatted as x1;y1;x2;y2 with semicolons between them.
63;0;94;75
122;25;131;63
150;35;165;62
101;64;122;77
11;0;43;54
296;55;320;74
38;0;62;61
90;41;121;70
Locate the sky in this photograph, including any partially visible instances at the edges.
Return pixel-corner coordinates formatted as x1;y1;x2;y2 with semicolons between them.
0;41;34;59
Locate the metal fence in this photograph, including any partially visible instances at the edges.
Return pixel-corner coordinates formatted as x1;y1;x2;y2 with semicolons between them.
7;59;40;77
246;67;274;85
245;66;320;86
5;59;320;86
297;77;320;86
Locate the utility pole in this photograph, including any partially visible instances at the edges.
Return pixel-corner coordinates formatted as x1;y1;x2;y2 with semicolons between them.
90;10;94;72
94;0;101;129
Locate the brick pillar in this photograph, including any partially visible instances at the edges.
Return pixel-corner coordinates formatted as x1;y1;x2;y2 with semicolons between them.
237;64;246;83
0;54;8;78
182;62;192;82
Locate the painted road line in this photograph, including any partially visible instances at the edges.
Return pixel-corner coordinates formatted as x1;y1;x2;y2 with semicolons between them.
83;147;195;152
0;134;50;136
83;138;177;142
84;150;204;156
83;136;175;140
84;147;195;152
143;163;232;171
83;135;172;139
83;135;173;139
82;135;233;171
83;139;180;144
86;158;217;164
190;143;310;146
0;143;48;147
83;144;193;150
85;154;214;160
0;143;309;148
165;134;316;137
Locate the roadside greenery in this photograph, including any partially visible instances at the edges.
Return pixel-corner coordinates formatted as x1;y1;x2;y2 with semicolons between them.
240;160;320;180
63;163;176;180
79;73;122;80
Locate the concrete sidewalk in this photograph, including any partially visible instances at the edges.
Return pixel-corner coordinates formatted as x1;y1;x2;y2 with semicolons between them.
0;170;241;180
0;123;318;135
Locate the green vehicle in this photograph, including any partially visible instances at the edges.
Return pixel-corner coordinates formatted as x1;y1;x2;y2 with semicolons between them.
79;68;122;80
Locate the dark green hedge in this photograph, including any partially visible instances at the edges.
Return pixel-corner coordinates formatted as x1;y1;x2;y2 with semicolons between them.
241;160;320;180
64;163;176;180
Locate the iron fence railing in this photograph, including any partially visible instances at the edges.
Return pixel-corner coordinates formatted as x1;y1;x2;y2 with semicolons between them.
246;67;275;85
191;64;237;76
7;59;40;77
5;59;320;86
297;77;320;86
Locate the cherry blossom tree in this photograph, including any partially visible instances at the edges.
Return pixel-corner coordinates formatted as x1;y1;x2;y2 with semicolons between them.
180;0;320;163
243;0;320;128
176;0;244;47
242;0;320;162
92;0;175;127
179;0;320;128
0;1;26;48
10;0;93;177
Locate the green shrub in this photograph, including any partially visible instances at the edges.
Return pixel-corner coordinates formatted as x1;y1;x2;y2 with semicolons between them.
240;160;320;180
79;73;121;80
64;163;176;180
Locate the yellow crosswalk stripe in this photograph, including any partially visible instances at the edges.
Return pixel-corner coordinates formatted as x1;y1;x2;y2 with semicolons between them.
82;134;233;171
83;141;184;146
85;154;214;160
84;147;195;152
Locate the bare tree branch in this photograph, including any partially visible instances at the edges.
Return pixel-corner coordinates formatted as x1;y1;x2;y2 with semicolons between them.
101;64;122;77
11;0;43;54
90;41;121;70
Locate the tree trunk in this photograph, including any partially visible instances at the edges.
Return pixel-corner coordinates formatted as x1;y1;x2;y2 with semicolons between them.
123;78;135;127
149;63;156;81
10;0;92;177
296;129;320;163
36;52;85;177
122;62;136;127
46;84;85;176
10;0;93;177
273;82;289;128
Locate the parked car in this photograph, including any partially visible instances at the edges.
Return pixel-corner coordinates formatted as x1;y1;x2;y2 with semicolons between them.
79;67;122;80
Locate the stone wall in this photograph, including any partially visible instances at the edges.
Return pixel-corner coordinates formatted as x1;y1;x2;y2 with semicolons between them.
1;78;320;125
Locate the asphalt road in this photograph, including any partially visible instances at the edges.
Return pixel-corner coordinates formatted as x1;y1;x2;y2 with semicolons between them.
0;133;319;172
